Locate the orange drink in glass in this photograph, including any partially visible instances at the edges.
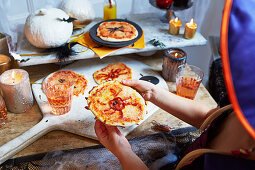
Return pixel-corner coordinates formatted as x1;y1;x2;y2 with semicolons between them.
176;64;204;100
45;84;74;115
103;0;117;20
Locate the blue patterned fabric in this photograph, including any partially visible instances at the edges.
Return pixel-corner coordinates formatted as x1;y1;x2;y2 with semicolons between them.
228;0;255;131
0;127;200;169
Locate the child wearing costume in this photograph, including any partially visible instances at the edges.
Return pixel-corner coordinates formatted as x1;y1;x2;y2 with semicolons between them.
94;0;255;169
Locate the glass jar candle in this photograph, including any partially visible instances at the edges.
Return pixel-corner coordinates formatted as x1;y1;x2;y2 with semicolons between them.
0;69;33;113
162;48;187;82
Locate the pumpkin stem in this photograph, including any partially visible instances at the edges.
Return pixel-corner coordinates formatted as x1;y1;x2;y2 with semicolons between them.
38;9;47;15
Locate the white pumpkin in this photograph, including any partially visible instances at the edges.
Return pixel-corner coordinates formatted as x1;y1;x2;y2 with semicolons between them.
24;8;73;48
60;0;95;26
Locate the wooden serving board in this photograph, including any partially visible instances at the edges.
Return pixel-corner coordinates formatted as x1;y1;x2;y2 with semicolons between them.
0;56;168;164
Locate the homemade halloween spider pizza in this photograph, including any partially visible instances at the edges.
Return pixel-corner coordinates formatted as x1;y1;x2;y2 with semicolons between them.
87;81;146;126
44;70;88;97
93;63;132;84
97;21;138;42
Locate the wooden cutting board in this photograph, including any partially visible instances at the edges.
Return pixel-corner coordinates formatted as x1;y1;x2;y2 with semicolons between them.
0;56;168;164
32;56;168;139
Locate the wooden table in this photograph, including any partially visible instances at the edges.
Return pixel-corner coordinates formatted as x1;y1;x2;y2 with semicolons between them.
0;51;217;159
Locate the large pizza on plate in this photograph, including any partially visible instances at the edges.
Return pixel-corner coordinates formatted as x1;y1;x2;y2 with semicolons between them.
43;70;88;97
97;21;138;42
87;81;146;126
93;63;132;84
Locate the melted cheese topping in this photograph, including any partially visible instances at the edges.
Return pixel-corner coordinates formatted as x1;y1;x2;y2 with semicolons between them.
87;81;146;126
93;63;132;84
97;21;138;42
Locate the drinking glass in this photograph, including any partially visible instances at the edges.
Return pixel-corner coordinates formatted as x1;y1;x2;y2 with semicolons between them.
45;84;74;115
176;64;204;100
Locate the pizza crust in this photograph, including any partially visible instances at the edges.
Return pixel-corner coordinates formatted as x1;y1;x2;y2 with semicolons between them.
97;21;138;42
93;63;132;84
98;35;137;42
87;81;146;126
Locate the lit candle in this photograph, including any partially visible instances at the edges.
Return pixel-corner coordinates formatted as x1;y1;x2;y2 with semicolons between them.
169;17;182;35
184;18;197;39
170;52;182;58
162;48;187;82
0;69;33;113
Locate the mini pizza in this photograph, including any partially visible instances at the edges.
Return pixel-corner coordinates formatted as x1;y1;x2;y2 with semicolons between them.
87;81;146;126
97;21;138;42
44;70;88;97
93;63;132;84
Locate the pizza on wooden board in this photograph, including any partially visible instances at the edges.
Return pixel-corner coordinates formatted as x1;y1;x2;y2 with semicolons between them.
43;70;88;97
97;21;138;42
87;81;147;126
93;63;132;84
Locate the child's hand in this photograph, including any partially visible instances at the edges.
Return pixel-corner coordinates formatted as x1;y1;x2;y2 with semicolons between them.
94;119;132;158
122;79;156;101
95;119;149;170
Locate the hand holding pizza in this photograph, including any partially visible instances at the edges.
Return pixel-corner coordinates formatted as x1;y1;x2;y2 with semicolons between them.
121;79;156;101
94;119;149;170
94;119;131;157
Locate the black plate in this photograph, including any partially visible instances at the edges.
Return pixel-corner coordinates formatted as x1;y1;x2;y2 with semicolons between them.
139;76;159;85
89;19;143;48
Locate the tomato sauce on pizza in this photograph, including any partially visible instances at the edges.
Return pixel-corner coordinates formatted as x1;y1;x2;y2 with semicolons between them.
97;21;138;42
93;63;132;84
87;81;146;126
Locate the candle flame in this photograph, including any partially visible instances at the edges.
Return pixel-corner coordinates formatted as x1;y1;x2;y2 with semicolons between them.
190;18;194;24
175;53;178;57
175;17;178;22
11;71;15;79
